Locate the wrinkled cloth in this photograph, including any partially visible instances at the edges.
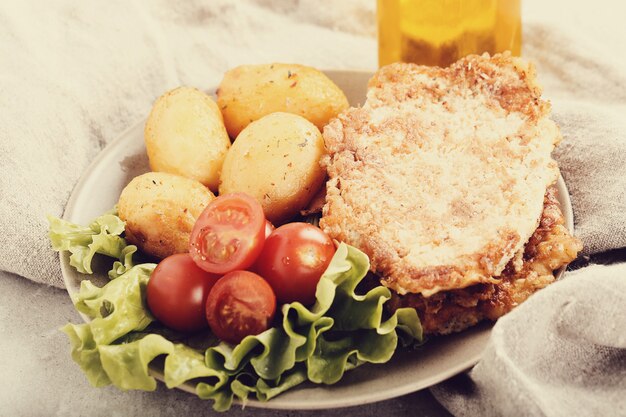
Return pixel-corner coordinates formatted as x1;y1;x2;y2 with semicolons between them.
0;0;377;288
431;263;626;417
0;0;625;288
523;0;626;256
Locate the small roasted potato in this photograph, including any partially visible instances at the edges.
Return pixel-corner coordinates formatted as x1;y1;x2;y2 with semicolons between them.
118;172;214;259
219;112;326;224
217;63;349;138
145;86;230;193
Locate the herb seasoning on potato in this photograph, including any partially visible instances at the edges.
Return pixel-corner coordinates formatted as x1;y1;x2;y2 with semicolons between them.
145;87;230;193
217;63;349;138
219;112;326;224
118;172;215;259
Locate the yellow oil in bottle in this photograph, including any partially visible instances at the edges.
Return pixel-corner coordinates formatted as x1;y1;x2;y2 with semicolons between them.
378;0;521;67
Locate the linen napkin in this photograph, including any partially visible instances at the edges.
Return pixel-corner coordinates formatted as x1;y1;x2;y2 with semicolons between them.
0;0;377;288
1;0;624;289
430;262;626;417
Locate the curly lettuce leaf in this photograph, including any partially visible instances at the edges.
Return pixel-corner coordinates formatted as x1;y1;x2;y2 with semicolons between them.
61;265;169;391
99;334;174;391
254;366;308;401
164;344;227;388
108;245;138;279
164;244;423;409
61;322;111;387
73;264;156;344
47;211;136;277
61;242;423;412
62;323;173;391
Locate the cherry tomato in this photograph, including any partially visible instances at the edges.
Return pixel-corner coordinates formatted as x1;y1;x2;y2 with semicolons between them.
264;220;275;239
189;193;266;274
205;270;276;344
254;223;335;305
147;253;219;333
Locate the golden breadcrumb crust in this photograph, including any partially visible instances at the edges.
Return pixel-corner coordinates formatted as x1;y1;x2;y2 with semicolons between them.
387;187;582;334
321;53;563;296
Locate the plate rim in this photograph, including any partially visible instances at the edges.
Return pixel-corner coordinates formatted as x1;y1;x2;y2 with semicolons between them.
59;70;576;410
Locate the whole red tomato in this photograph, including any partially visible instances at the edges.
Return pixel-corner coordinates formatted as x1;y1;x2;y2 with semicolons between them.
205;270;276;344
254;222;335;305
147;253;219;333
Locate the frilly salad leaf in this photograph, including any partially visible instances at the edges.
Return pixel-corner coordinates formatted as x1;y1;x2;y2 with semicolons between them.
56;213;423;412
72;263;156;344
47;211;137;277
61;264;160;389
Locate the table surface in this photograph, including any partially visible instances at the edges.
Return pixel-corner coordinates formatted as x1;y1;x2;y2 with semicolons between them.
0;270;453;417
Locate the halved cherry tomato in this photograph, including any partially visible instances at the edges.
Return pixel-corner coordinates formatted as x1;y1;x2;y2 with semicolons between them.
205;270;276;344
147;253;219;333
189;193;266;274
254;222;335;305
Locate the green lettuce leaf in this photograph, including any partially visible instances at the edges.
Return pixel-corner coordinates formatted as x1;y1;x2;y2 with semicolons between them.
58;217;423;412
254;366;308;401
47;211;136;277
73;263;156;345
61;264;169;391
164;344;227;388
61;322;111;387
99;334;174;391
108;245;138;279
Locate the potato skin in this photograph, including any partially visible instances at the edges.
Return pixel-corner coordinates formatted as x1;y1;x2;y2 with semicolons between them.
145;86;230;193
219;112;326;224
217;63;349;138
118;172;214;259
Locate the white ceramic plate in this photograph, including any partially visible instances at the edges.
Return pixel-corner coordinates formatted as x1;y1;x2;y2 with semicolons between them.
60;70;575;410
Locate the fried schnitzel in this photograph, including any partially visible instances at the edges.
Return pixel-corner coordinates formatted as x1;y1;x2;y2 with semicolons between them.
322;53;566;297
388;187;581;334
320;53;582;334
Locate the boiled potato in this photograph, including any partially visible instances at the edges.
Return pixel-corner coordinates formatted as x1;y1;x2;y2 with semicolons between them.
118;172;214;259
217;63;349;138
145;86;230;193
219;112;326;224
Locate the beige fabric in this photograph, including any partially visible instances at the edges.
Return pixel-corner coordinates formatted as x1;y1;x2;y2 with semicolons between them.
523;0;626;256
1;0;623;289
0;0;377;288
1;0;624;289
431;262;626;416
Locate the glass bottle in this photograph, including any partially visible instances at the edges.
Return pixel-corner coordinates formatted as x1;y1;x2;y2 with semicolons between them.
378;0;521;67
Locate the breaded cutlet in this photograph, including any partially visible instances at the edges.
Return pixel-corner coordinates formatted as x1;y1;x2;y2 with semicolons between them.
388;187;581;334
321;53;567;297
